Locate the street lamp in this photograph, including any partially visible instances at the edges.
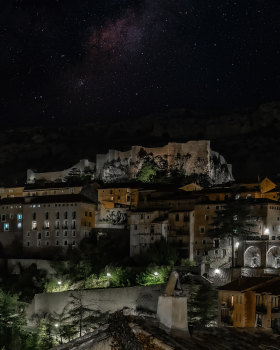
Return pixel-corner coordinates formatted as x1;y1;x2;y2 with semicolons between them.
214;269;221;274
57;281;62;285
154;272;159;276
107;273;111;277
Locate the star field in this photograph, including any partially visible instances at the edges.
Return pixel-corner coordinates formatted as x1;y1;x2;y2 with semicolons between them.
0;0;279;126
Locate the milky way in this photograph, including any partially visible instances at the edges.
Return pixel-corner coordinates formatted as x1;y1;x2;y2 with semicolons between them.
1;0;280;126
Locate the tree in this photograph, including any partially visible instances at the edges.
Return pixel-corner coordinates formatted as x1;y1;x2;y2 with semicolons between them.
187;281;217;328
136;238;179;266
0;289;26;350
208;198;257;267
68;292;105;337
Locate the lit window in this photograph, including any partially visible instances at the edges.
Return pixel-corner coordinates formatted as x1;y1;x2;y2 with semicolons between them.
17;222;22;229
17;214;22;221
32;221;37;230
4;223;9;231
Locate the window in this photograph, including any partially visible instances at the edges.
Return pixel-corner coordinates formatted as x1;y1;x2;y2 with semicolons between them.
85;211;88;216
72;240;76;246
215;249;219;255
4;223;9;231
64;240;68;246
72;231;76;237
134;225;138;230
89;212;92;217
64;231;68;237
199;226;205;234
32;221;37;230
140;214;144;220
183;214;189;222
72;211;76;219
56;231;59;237
214;239;220;248
27;241;30;247
55;220;60;229
175;214;179;222
45;212;49;220
38;232;41;239
37;240;41;247
56;212;60;219
17;214;22;221
202;239;206;245
56;240;59;246
1;214;5;222
223;249;227;257
205;215;209;221
46;241;50;246
45;231;50;237
10;213;14;219
64;211;68;219
196;250;200;256
32;212;36;220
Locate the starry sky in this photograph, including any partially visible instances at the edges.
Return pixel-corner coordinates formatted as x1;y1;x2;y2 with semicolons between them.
1;0;280;126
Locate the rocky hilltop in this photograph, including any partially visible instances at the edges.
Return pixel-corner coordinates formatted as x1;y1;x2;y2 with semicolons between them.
96;141;233;184
1;101;280;185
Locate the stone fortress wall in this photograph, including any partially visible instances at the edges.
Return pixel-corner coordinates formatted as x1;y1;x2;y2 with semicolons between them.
27;140;234;185
27;159;95;184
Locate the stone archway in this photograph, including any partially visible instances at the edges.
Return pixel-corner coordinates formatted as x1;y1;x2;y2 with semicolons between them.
266;246;280;268
244;246;261;267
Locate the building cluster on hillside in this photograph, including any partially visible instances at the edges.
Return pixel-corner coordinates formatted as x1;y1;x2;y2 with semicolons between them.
0;176;280;272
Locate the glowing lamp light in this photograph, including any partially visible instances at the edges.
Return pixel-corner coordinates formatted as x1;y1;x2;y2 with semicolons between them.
57;281;62;285
264;228;270;235
235;242;240;248
154;272;159;276
107;273;111;277
214;269;221;274
55;323;59;328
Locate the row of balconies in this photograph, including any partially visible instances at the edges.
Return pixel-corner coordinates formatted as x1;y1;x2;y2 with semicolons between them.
32;224;77;230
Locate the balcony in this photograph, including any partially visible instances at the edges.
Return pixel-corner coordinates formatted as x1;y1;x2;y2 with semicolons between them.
256;304;267;314
272;307;280;313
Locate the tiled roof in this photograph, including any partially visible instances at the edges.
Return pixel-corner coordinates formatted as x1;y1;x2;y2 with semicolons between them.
24;194;96;204
253;278;280;295
218;277;274;291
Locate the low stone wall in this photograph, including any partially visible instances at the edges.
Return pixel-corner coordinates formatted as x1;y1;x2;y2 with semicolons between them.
27;284;164;319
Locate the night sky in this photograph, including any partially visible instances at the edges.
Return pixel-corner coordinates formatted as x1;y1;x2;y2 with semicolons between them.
1;0;280;126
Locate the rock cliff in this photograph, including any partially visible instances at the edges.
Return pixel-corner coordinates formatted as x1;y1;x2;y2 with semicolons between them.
96;140;234;184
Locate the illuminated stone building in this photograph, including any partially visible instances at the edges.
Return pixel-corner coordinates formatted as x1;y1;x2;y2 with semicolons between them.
218;277;280;332
0;197;24;247
130;209;168;256
22;194;96;251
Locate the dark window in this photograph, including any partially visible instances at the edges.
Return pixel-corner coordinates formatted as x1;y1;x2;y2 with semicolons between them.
56;212;60;219
89;212;92;217
64;211;68;219
72;211;76;219
214;239;220;248
32;212;36;220
45;212;49;220
85;211;88;216
38;232;41;239
175;214;179;222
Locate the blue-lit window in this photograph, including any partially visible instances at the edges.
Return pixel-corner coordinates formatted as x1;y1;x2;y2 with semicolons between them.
4;223;9;231
17;223;22;229
17;214;22;221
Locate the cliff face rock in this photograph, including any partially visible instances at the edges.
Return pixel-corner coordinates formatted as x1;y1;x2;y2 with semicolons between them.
96;140;234;184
